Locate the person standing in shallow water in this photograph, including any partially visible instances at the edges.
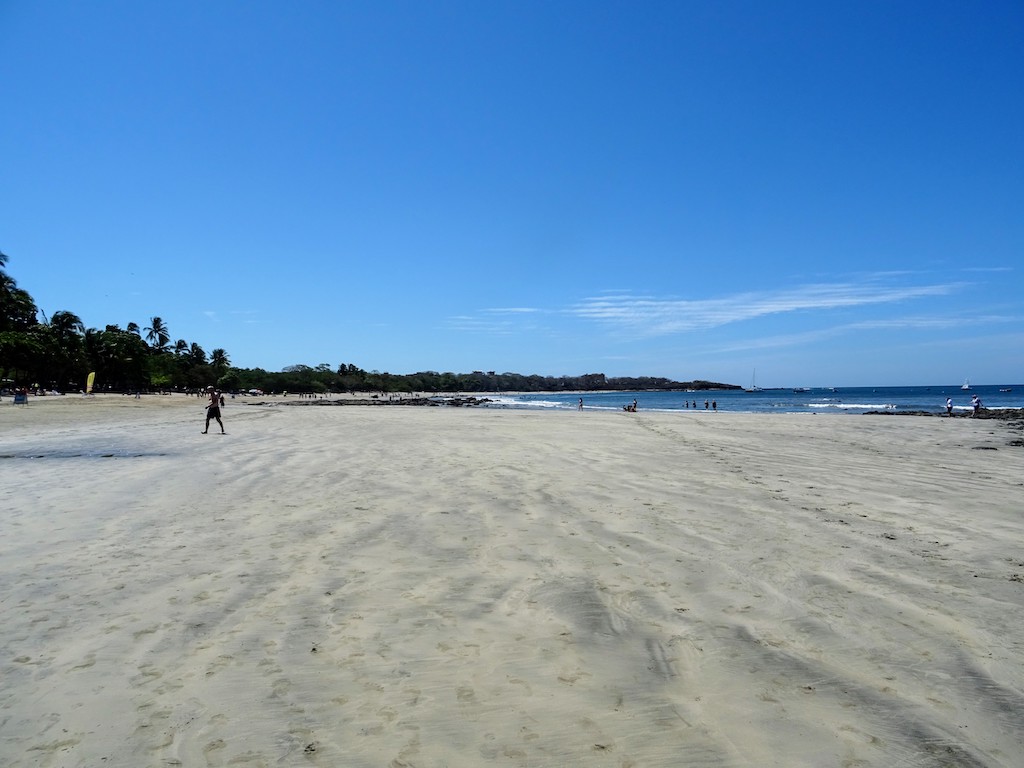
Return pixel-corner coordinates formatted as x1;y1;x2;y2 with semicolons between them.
203;385;225;434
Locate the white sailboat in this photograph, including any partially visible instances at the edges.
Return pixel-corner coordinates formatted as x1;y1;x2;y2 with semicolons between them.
745;370;761;393
961;378;970;390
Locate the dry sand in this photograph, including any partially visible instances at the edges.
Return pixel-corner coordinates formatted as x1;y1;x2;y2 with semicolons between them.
1;394;1022;767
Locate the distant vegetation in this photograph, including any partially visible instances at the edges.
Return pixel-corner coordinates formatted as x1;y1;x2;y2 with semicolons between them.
0;252;738;394
236;366;738;395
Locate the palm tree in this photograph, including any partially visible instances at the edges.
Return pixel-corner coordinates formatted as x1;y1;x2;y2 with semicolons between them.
144;317;170;352
40;311;86;390
188;342;207;366
84;325;149;392
126;321;141;335
173;339;188;356
49;310;85;339
210;348;230;372
0;273;38;333
0;252;44;386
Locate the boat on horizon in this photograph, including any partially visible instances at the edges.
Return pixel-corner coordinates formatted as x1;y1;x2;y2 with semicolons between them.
961;378;971;390
744;369;761;393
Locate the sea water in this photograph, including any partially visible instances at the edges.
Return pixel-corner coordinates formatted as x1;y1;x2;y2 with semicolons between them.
485;384;1023;415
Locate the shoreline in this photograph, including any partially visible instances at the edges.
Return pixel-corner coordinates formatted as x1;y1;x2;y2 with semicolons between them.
5;391;1024;419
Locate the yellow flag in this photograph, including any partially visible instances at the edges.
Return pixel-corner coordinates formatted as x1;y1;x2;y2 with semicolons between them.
86;372;96;394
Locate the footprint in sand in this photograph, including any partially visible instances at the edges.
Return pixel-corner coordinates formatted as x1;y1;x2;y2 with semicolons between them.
202;738;226;763
70;653;96;671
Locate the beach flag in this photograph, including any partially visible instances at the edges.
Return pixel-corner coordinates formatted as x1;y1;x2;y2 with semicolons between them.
86;372;96;394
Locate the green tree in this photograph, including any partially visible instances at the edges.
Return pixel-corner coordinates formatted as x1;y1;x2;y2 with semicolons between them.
84;325;150;391
0;263;39;334
144;317;170;352
0;251;41;385
36;310;86;390
217;370;241;392
188;342;207;366
210;348;230;378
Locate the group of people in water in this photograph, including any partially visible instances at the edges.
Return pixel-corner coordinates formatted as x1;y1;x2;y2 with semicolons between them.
600;397;718;412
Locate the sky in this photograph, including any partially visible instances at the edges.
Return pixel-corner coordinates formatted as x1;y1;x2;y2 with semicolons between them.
1;0;1021;387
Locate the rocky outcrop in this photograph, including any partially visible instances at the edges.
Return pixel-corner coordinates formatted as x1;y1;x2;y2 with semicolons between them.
253;396;492;408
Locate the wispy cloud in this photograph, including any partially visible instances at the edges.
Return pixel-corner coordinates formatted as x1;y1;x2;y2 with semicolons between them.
712;313;1019;353
447;278;971;341
850;314;1019;330
566;281;964;335
446;306;547;333
229;309;261;325
445;315;520;334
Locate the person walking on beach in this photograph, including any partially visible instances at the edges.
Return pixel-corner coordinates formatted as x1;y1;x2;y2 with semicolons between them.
946;397;953;416
971;394;982;417
578;397;583;411
203;385;225;434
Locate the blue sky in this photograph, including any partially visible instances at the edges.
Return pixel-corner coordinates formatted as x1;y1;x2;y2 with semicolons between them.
2;1;1021;387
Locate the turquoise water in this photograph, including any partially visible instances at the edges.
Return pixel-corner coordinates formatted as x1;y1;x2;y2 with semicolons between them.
486;384;1023;415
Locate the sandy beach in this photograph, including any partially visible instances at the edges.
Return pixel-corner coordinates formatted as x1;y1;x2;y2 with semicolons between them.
1;394;1022;767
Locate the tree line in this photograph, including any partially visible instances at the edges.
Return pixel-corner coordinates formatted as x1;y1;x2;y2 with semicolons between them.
232;365;736;396
1;252;737;395
1;252;230;393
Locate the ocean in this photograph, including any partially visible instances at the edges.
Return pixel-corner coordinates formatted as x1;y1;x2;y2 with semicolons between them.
484;384;1023;415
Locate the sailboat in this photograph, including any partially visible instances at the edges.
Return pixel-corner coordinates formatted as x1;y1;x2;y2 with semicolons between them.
961;378;970;390
745;370;761;393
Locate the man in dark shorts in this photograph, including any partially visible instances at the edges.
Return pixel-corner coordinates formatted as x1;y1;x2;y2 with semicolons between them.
203;385;225;434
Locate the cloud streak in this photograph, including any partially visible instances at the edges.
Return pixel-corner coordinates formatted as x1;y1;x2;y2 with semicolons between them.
445;315;520;334
450;278;974;343
710;313;1019;354
566;281;964;335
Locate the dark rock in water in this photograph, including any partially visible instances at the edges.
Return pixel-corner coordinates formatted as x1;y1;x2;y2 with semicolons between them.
260;396;492;408
864;408;1024;422
863;410;937;417
973;409;1024;421
434;397;492;407
380;396;491;407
